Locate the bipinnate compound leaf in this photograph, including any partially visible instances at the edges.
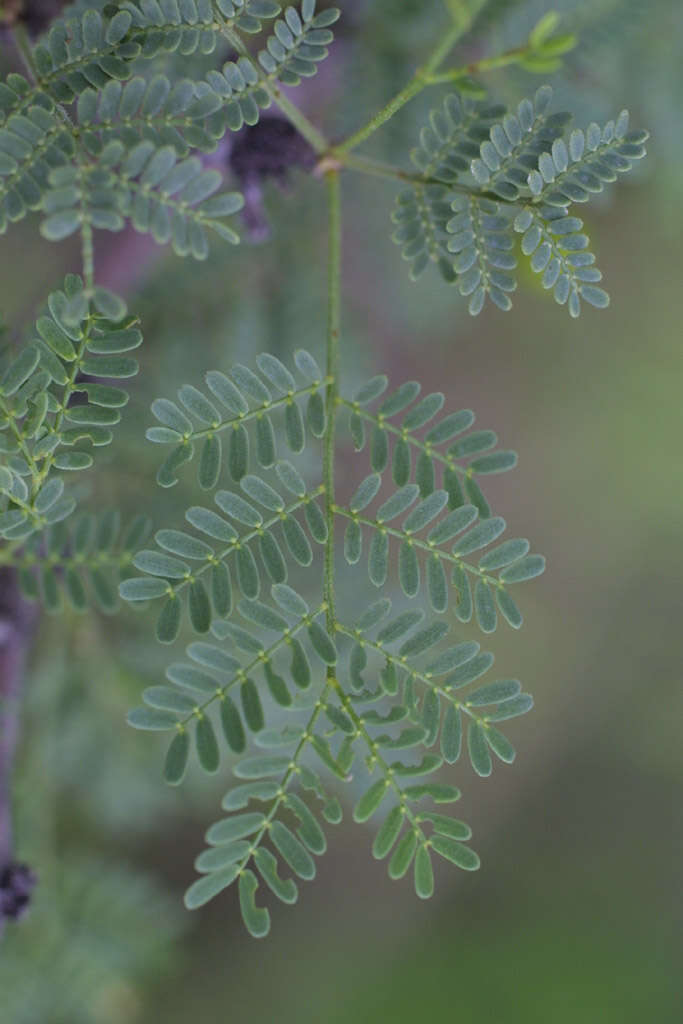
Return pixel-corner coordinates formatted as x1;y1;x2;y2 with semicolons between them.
393;85;647;316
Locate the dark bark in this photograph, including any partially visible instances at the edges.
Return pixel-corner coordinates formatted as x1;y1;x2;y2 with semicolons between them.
0;568;38;932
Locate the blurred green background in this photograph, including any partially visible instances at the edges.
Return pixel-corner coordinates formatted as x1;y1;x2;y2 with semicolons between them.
1;1;681;1021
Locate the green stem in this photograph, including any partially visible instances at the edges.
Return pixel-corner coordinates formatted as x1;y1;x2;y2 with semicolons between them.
425;46;530;84
267;84;329;154
231;685;331;883
323;171;341;639
332;152;436;187
80;218;95;295
330;152;518;206
335;77;426;157
32;314;96;493
335;3;486;156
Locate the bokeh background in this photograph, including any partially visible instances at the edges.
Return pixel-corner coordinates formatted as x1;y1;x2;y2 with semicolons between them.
1;1;681;1021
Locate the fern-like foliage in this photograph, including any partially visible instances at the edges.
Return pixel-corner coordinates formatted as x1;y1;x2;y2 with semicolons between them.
254;2;339;85
124;353;545;935
193;2;340;133
31;1;281;104
0;0;650;948
336;373;542;627
145;348;328;487
392;94;504;283
0;275;139;540
75;74;226;156
3;509;151;614
393;85;648;315
340;372;516;516
40;138;244;256
121;350;328;640
0;1;338;233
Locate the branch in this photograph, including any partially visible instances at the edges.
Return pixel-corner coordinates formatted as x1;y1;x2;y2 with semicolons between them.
0;567;38;934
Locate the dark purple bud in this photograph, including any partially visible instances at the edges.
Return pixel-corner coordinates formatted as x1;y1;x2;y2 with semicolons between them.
229;117;317;183
228;118;316;241
0;1;67;37
0;861;37;922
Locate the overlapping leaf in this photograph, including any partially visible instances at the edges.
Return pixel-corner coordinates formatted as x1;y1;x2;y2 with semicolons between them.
391;93;503;282
339;597;533;775
0;88;74;233
185;707;344;927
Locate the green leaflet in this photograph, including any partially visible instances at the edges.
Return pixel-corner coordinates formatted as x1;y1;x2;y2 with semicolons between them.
195;842;251;874
350;473;381;512
220;696;246;753
485;725;516;764
431;836;480;871
418;812;472;841
270;821;316;880
372;806;404;859
414;845;434;899
353;779;389;823
468;720;493;777
388;830;418;879
127;707;179;731
474;580;497;633
185;866;241;911
262;671;290;705
164;731;191;785
398;540;419;597
142;688;191;722
253;848;298;905
368;531;389;586
238;871;271;938
344;519;362;564
195;715;220;773
206;812;265;846
441;705;462;764
241;678;264;733
307;620;337;665
286;793;327;855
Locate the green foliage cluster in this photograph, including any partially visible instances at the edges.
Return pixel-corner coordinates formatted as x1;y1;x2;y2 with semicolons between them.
392;85;647;315
0;0;648;940
122;350;543;929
